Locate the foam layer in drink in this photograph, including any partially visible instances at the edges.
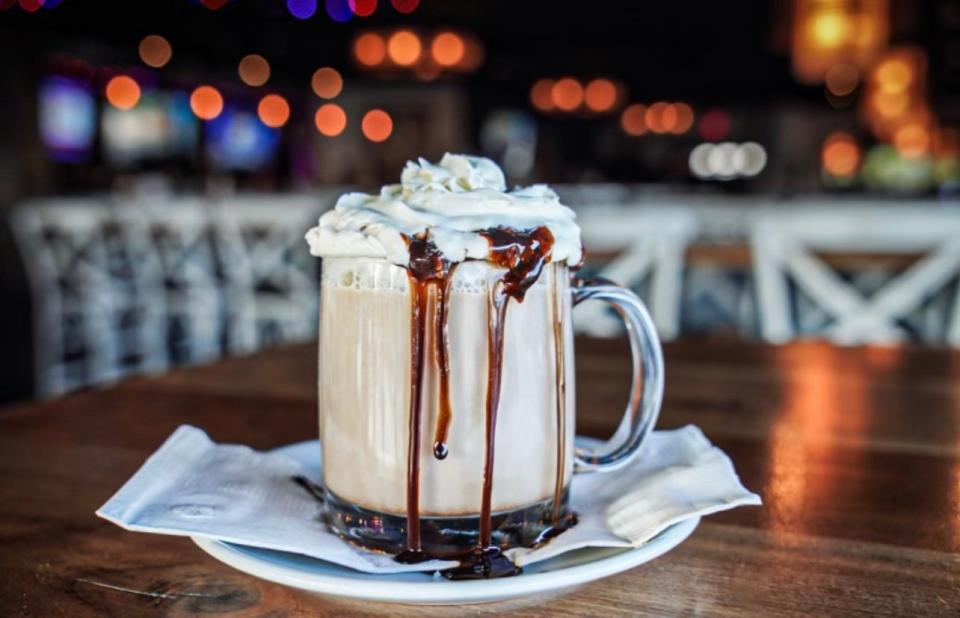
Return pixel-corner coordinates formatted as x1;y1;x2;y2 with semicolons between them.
319;258;575;516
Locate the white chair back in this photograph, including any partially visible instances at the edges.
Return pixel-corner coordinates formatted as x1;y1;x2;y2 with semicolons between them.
575;206;699;340
751;206;960;345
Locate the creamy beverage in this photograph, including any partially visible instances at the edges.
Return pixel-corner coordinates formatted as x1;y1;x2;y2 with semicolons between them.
306;154;663;578
319;258;575;516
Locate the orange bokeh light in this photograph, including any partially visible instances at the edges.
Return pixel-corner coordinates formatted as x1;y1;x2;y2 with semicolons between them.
893;124;930;159
312;67;343;99
387;30;421;66
190;85;224;121
354;33;387;67
875;58;912;93
105;76;141;110
825;63;859;96
671;102;694;134
431;32;465;67
314;103;347;137
530;79;555;112
645;101;670;133
361;108;393;142
138;35;172;69
551;78;583;112
621;104;647;136
822;132;860;176
257;94;290;128
238;54;270;87
584;79;617;113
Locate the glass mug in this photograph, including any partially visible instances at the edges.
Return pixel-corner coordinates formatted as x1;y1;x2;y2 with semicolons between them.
318;257;663;558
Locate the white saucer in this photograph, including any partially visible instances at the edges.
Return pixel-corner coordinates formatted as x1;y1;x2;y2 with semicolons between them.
191;440;700;605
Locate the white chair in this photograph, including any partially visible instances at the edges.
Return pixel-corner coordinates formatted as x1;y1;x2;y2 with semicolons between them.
750;206;960;346
118;198;224;366
214;195;324;350
11;200;124;396
575;206;699;340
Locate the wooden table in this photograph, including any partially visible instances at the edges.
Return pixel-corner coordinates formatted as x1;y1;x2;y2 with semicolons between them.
2;339;958;616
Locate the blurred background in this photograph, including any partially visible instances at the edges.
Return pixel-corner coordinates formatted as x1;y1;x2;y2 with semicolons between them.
1;0;959;403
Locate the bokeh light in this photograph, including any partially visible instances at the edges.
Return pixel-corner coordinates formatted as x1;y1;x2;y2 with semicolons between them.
390;0;417;14
698;108;732;141
875;58;912;93
530;79;555;112
348;0;376;16
311;67;343;99
893;124;930;159
431;32;465;67
18;0;43;12
257;94;290;128
872;90;908;118
314;103;347;136
238;54;270;87
671;103;695;134
138;35;172;69
645;101;670;133
825;63;859;96
190;85;224;121
105;76;141;110
551;78;583;112
388;30;421;66
361;109;393;142
325;0;352;22
808;11;849;48
621;104;647;136
822;132;860;176
287;0;317;19
200;0;228;10
584;79;617;113
354;32;387;67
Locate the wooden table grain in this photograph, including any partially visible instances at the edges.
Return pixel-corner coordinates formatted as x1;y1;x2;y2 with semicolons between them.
1;338;958;616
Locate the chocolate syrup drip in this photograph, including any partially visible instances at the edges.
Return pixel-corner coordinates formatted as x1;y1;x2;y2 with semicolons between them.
432;268;456;460
399;234;456;559
549;264;567;525
395;227;564;579
476;226;556;553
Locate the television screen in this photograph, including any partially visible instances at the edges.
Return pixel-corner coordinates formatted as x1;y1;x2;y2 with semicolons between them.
205;106;281;171
102;91;198;164
39;76;96;163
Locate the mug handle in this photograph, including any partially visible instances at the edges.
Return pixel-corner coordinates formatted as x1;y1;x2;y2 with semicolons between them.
571;276;664;472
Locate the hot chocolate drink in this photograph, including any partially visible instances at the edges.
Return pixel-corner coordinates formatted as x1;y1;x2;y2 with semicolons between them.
306;155;663;578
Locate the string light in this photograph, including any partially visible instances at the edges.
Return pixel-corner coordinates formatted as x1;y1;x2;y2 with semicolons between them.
314;103;347;136
530;79;555;112
621;104;647;136
431;32;465;67
551;78;583;112
287;0;317;19
105;75;141;110
354;32;387;67
190;85;224;121
584;79;617;113
257;94;290;128
311;67;343;99
387;30;421;66
390;0;417;14
349;0;376;16
138;35;172;69
361;109;393;142
238;54;270;87
822;132;860;176
325;0;352;22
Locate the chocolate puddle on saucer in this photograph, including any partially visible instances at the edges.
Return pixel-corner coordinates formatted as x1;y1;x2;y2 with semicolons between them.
391;227;576;579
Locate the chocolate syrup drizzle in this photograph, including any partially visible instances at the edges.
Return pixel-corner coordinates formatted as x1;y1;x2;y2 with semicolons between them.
395;227;571;578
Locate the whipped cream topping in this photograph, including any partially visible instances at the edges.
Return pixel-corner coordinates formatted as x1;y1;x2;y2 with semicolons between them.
305;153;582;267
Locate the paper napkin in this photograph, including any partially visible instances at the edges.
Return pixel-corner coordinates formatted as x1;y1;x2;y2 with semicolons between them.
97;425;760;574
